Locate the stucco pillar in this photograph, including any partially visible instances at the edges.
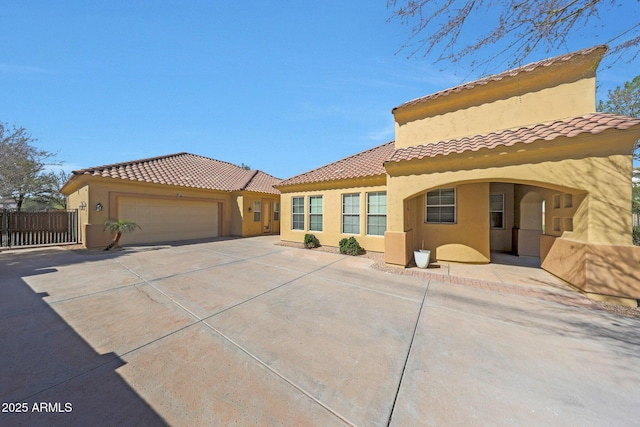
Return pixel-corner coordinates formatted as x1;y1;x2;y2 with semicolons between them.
384;230;413;266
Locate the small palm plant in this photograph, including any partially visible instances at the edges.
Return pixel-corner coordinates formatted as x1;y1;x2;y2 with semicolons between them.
104;219;141;251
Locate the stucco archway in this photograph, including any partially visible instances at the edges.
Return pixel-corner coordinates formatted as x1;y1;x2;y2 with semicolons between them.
393;179;582;265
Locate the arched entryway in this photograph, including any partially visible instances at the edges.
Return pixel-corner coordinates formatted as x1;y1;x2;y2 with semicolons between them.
396;179;582;266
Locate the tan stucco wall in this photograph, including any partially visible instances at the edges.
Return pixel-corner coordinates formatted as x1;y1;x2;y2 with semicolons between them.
66;185;89;244
63;176;235;248
384;230;414;266
279;178;387;253
403;183;491;263
541;236;640;300
230;194;244;236
237;193;281;237
385;132;637;248
394;78;596;148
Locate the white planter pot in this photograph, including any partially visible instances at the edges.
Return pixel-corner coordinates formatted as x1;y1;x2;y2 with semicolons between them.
414;250;431;269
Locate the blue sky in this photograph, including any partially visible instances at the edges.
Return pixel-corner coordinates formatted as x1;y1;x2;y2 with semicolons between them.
2;1;638;179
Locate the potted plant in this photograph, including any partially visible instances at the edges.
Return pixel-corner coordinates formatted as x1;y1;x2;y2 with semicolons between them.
414;240;430;268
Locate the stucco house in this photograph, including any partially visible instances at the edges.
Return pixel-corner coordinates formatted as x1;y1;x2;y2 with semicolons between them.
277;45;640;304
61;153;281;248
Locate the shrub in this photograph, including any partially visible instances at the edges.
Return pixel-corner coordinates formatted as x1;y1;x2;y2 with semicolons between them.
633;225;640;246
339;236;363;256
304;233;319;249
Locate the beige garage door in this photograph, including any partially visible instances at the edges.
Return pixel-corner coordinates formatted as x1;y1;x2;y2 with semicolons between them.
118;197;219;245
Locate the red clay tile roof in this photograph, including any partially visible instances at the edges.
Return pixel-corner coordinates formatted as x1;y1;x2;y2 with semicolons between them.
243;170;282;194
278;141;395;187
72;152;281;194
387;113;640;163
393;45;607;112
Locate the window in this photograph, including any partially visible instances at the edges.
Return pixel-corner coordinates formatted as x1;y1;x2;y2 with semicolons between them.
253;201;261;222
274;202;280;221
490;194;504;229
426;188;456;223
367;192;386;236
292;197;304;230
309;196;323;232
342;194;360;234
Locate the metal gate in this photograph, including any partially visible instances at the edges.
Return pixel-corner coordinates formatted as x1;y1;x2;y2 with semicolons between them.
0;209;79;248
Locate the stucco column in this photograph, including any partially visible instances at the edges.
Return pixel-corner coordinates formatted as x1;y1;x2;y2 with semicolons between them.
386;177;405;232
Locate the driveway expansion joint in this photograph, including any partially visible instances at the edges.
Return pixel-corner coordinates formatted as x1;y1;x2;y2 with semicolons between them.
205;323;356;426
107;251;358;425
6;237;638;424
386;279;431;426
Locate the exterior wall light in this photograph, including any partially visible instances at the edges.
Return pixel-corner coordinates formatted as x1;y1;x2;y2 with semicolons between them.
96;203;103;212
248;207;252;212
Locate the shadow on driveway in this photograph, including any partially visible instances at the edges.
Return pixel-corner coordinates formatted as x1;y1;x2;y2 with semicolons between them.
0;248;168;426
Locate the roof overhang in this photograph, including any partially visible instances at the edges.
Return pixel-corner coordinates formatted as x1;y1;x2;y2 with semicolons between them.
392;46;607;125
275;174;387;193
384;114;640;176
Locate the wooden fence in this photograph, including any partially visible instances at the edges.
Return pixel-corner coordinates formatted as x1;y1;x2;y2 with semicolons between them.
1;209;78;248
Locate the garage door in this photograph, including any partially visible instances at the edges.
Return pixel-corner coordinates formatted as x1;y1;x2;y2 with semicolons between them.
118;197;219;245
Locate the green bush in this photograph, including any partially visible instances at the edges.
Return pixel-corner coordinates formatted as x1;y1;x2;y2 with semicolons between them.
304;233;319;249
339;236;363;256
633;225;640;246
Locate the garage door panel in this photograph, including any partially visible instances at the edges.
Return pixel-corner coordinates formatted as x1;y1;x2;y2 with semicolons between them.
118;197;219;245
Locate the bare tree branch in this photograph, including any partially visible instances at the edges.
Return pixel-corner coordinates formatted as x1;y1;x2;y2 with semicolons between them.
387;0;637;72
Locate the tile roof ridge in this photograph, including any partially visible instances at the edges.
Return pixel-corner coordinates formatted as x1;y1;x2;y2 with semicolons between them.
72;152;252;176
251;169;282;181
284;140;395;182
235;169;283;192
393;45;608;112
238;169;260;190
64;152;283;193
72;152;193;175
187;153;254;170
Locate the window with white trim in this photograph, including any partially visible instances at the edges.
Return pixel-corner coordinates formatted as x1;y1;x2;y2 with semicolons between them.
292;197;304;230
308;196;323;232
342;193;360;234
253;201;261;222
490;194;504;229
274;202;280;221
366;192;386;236
426;188;456;223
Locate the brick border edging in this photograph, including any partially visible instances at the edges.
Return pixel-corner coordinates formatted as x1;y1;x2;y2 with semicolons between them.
275;242;640;318
370;260;640;318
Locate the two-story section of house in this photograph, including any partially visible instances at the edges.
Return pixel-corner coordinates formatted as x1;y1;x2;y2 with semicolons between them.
278;45;640;304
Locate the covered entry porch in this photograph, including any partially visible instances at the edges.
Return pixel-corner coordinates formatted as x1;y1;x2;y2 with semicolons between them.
386;180;583;265
382;162;640;304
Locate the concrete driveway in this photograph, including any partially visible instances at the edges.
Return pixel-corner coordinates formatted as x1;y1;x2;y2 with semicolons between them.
1;236;639;426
